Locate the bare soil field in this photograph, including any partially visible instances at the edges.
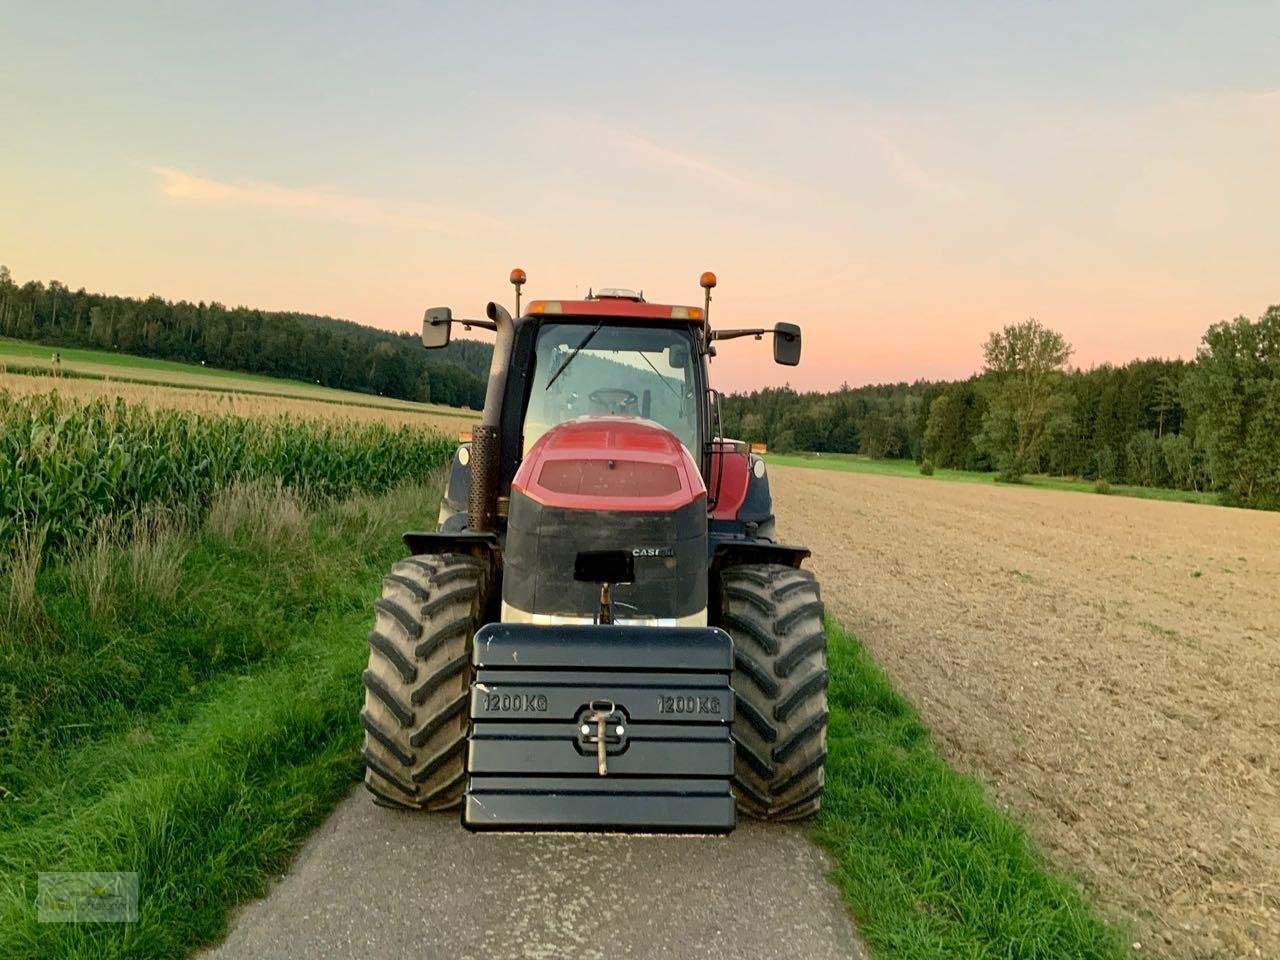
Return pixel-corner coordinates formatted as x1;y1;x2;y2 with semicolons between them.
772;465;1280;959
0;372;478;431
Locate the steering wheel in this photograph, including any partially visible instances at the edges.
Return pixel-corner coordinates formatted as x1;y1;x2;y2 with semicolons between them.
588;388;639;412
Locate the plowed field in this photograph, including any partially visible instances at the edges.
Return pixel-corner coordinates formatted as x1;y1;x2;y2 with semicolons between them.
772;464;1279;959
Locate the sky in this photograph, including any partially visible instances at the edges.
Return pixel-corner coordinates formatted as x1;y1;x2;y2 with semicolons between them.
1;1;1277;392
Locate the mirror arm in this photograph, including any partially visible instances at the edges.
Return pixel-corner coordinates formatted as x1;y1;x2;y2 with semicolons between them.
711;328;770;342
459;318;498;332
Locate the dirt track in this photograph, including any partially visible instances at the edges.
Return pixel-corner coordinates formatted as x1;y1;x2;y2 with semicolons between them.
772;464;1280;959
201;789;863;960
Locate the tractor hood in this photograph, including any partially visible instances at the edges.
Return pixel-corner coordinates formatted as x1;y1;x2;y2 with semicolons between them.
511;417;706;512
504;417;708;624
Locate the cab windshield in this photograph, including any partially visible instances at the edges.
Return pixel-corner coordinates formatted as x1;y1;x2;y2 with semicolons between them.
525;322;700;455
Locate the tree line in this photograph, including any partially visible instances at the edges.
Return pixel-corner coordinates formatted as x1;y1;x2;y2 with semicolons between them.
722;307;1280;510
0;267;489;408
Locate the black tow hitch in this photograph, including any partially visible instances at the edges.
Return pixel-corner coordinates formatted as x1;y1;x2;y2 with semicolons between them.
462;623;736;834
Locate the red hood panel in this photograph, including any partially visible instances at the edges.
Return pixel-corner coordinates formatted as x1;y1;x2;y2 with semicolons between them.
513;417;706;512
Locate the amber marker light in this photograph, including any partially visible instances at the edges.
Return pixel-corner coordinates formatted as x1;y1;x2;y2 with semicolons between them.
670;306;705;320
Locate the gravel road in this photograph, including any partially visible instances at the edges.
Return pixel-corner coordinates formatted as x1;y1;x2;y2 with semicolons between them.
201;787;863;960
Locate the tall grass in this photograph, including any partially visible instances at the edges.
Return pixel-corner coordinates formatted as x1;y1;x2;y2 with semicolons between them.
206;479;308;550
66;519;116;621
0;389;454;562
2;525;46;638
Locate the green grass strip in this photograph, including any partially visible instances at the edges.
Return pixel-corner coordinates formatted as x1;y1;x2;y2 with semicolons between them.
817;617;1132;959
768;452;1219;506
0;608;367;959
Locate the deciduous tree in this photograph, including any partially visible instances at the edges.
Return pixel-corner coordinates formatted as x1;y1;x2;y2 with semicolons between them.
977;318;1073;481
1184;306;1280;508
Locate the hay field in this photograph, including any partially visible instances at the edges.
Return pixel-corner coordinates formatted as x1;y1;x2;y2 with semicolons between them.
0;337;475;417
0;372;478;431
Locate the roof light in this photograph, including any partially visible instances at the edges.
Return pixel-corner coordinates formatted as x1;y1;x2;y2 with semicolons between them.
596;287;643;301
528;300;562;314
510;267;526;286
700;271;717;289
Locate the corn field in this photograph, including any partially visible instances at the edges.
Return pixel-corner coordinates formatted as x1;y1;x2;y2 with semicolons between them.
0;389;455;562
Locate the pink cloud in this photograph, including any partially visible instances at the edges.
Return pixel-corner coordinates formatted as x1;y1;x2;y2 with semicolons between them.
150;166;502;233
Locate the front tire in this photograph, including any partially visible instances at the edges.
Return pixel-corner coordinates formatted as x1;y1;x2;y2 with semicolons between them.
360;554;482;810
718;563;828;820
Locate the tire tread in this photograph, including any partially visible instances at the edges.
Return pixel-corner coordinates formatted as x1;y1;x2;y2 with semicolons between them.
717;563;827;821
360;553;481;811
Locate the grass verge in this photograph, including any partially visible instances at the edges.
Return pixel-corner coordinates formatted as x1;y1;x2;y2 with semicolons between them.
769;451;1219;506
817;616;1132;959
0;481;440;959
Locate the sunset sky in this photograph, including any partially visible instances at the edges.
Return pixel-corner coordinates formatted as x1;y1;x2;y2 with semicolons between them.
2;2;1277;392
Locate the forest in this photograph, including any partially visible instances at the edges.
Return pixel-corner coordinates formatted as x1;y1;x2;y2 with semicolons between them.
0;268;489;407
720;358;1190;478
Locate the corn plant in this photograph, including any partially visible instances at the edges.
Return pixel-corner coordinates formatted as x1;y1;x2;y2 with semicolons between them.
0;390;453;563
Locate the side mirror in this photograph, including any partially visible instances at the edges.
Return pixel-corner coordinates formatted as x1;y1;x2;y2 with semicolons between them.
773;323;801;366
667;343;690;369
422;306;452;349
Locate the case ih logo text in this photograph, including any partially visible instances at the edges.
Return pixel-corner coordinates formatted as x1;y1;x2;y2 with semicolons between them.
632;547;675;558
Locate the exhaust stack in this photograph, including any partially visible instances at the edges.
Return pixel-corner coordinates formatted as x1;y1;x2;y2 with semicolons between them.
468;300;515;532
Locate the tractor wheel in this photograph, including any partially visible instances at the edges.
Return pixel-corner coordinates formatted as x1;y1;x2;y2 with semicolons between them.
360;553;482;810
718;563;828;821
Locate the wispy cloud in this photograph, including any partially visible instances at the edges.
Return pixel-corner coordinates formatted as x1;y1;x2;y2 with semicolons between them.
548;117;770;196
599;127;768;195
150;166;500;232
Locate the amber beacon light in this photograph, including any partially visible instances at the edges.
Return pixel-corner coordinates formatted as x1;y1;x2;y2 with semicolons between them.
510;267;527;316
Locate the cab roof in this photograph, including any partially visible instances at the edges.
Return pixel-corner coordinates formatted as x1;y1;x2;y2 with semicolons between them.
526;297;704;323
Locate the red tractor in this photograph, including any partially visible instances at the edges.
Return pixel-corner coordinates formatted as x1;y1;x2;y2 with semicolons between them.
360;271;826;832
